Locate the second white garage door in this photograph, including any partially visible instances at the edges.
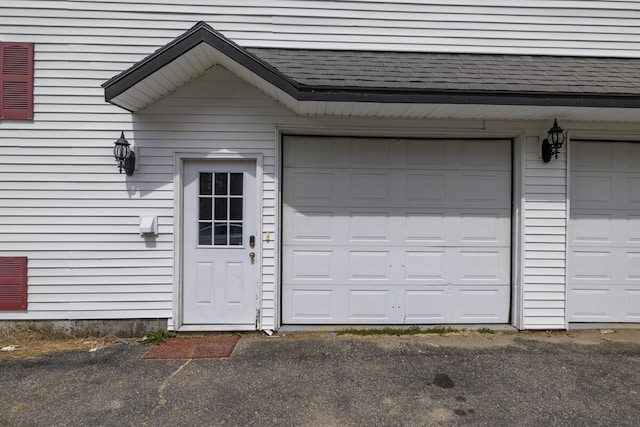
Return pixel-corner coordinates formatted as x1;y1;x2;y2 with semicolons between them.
568;141;640;322
282;136;512;324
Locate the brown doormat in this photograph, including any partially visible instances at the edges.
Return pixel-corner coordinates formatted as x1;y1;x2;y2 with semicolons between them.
142;335;240;360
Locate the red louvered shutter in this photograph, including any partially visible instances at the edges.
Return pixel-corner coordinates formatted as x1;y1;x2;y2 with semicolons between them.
0;42;34;120
0;257;28;311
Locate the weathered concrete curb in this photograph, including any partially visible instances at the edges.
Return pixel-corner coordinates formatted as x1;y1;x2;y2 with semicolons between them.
0;319;167;338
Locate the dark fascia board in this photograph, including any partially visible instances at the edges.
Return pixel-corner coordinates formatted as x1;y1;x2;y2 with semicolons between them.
103;21;640;109
292;87;640;108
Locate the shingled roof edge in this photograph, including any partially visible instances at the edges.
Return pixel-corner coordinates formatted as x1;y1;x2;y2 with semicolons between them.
102;21;302;104
103;22;640;109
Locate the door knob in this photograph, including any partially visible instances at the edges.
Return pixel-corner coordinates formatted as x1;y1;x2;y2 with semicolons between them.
249;251;255;260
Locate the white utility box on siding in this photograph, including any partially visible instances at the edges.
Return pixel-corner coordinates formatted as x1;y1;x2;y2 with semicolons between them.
139;216;158;235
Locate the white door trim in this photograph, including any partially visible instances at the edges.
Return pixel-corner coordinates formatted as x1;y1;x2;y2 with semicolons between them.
172;152;263;332
511;132;526;329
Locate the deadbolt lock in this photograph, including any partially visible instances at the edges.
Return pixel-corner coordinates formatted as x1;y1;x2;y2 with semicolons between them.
249;251;255;260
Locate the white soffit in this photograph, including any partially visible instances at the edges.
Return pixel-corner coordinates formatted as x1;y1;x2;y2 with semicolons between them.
110;43;220;111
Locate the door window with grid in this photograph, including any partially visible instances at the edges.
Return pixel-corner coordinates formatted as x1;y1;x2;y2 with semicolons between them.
198;172;244;246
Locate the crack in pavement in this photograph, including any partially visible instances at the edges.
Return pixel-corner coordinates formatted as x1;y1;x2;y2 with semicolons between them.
142;359;191;427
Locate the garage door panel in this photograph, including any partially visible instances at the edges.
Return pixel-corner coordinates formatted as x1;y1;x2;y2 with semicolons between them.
458;172;511;208
626;215;640;244
405;289;446;322
626;252;640;280
284;170;337;204
285;208;510;247
569;250;613;281
286;209;334;242
573;140;640;172
627;291;640;320
405;173;447;204
629;144;640;169
283;285;401;324
454;249;511;284
455;287;510;322
404;212;447;243
283;284;511;324
459;212;510;244
460;140;511;168
569;286;611;320
349;251;392;281
406;171;511;208
569;141;640;323
571;212;640;247
289;250;334;281
285;247;393;285
349;172;393;203
572;141;614;169
283;137;512;324
572;174;614;208
570;247;640;282
627;176;640;207
572;173;640;210
406;139;446;166
348;212;392;242
570;212;613;245
286;289;334;321
284;246;510;286
350;139;392;165
347;289;395;321
283;137;349;168
568;285;640;322
404;251;447;283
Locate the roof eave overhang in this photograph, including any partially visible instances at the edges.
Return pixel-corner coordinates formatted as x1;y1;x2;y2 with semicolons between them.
103;21;640;121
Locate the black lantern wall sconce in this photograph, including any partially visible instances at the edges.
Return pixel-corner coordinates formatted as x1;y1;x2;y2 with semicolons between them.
114;131;135;176
541;118;566;163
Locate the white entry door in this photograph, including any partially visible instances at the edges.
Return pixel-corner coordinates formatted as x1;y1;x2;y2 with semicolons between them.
182;160;257;327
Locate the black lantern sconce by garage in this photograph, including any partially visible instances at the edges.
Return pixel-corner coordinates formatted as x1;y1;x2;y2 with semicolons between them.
114;131;136;175
541;118;566;163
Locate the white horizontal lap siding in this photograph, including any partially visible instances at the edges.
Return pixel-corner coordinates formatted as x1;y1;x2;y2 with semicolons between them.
0;10;153;319
0;2;634;325
3;1;640;56
523;136;567;329
0;185;175;320
0;59;286;323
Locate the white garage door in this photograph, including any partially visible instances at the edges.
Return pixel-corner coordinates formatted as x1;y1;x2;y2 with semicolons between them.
282;137;512;324
568;141;640;322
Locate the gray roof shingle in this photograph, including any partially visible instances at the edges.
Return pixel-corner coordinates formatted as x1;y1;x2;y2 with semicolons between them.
248;48;640;96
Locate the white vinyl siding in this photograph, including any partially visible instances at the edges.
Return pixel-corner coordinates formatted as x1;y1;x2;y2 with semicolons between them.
0;64;287;327
1;1;639;329
522;136;567;329
3;1;640;57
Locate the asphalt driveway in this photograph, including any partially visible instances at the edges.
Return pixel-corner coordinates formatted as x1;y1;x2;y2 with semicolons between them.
1;330;639;426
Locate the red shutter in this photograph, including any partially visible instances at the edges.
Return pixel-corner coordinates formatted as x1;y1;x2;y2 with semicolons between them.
0;42;34;120
0;257;28;311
